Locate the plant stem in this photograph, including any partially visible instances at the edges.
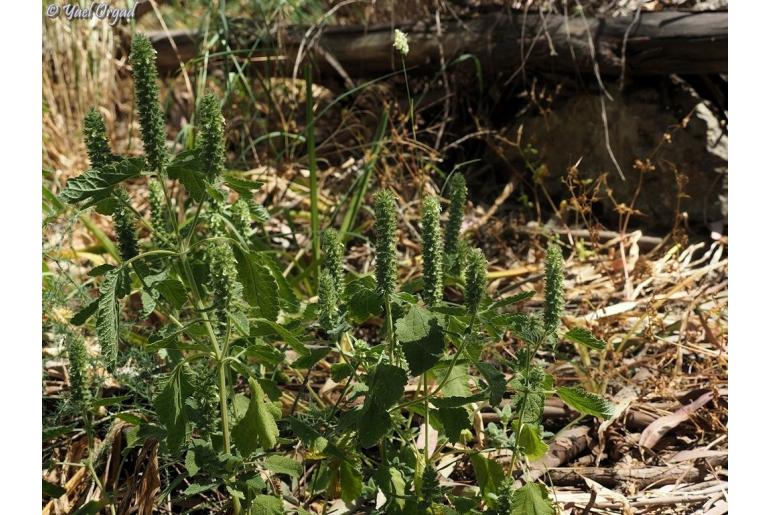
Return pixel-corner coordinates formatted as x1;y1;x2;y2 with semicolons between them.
305;63;320;287
385;299;396;363
178;248;239;513
509;337;545;478
401;56;416;140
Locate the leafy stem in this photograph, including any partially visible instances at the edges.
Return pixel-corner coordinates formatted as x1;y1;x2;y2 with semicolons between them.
509;334;546;479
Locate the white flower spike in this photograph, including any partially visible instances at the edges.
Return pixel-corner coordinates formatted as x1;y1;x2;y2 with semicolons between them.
393;29;409;56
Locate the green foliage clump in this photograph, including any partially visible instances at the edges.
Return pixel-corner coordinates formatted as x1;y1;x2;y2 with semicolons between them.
197;93;226;179
53;39;620;514
465;247;487;314
82;108;117;170
373;190;397;299
421;196;443;306
129;34;166;172
543;244;565;334
111;188;139;261
445;173;467;256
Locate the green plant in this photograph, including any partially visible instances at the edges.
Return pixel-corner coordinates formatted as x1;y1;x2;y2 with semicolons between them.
445;173;468;258
56;32;614;515
129;34;166;173
421;196;443;306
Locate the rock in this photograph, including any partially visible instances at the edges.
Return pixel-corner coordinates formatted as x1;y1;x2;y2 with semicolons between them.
490;82;727;231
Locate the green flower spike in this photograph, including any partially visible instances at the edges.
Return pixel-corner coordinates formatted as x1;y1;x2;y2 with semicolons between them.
148;178;171;248
83;108;117;170
421;196;443;306
207;241;243;328
321;228;345;297
373;190;398;299
66;335;90;408
129;34;166;172
465;248;487;315
198;93;226;180
445;173;467;256
112;188;139;261
543;244;565;334
318;270;339;333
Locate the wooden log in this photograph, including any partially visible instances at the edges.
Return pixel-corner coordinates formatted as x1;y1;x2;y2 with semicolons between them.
147;10;727;80
544;454;727;487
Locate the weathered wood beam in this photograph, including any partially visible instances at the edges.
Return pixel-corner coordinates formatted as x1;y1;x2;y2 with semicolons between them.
148;10;727;80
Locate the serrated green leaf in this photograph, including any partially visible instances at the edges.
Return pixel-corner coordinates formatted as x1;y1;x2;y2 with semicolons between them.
185;449;200;477
182;482;218;497
245;342;285;368
250;494;284;514
71;298;99;326
509;313;546;346
356;364;406;447
510;482;554;515
97;270;120;368
345;275;381;322
395;304;434;342
254;252;299;313
477;362;506;406
115;267;132;299
233;377;280;456
405;322;445;376
253;319;308;355
234;248;279;321
88;264;117;277
469;453;505;496
432;392;487;409
289;417;329;454
340;460;363;503
357;403;393;448
490;290;536;310
264;455;302;478
140;288;158;319
563;327;606;350
154;278;187;309
167;149;208;201
292;347;330;369
223;173;264;196
556;386;614;419
331;362;354;382
396;305;445;376
59;157;145;204
441;363;472;398
229;310;251;337
367;364;408;408
374;465;407;511
434;407;472;443
153;365;195;453
518;424;549;460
